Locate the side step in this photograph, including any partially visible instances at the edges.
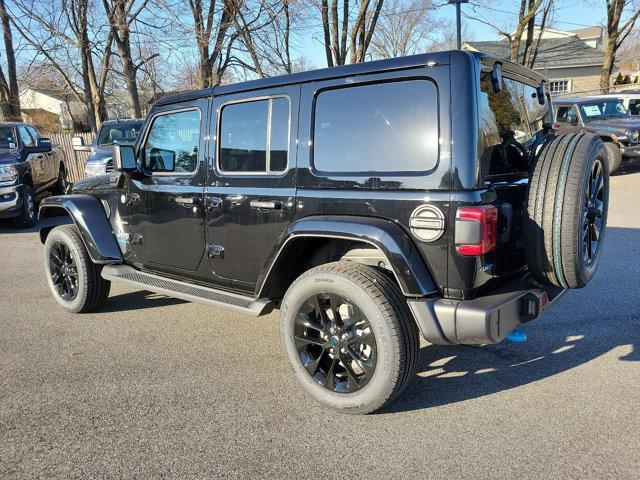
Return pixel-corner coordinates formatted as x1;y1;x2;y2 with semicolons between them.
101;265;273;316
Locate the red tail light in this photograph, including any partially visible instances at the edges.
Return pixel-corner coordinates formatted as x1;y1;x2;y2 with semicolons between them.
455;205;498;256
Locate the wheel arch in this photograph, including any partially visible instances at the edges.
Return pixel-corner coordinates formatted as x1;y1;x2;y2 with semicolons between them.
256;215;438;300
39;194;122;264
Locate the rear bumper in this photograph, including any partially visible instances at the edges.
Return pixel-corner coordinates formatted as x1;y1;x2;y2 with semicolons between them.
0;184;23;218
408;279;566;345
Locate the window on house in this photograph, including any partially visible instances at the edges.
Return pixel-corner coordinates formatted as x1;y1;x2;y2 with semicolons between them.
219;97;290;174
549;80;570;94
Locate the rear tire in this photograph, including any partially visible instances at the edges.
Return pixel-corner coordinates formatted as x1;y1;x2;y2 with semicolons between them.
279;261;419;414
44;225;111;313
524;133;609;288
15;184;37;228
603;142;622;174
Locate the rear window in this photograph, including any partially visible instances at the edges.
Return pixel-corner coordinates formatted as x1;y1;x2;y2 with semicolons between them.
312;80;439;173
478;73;550;179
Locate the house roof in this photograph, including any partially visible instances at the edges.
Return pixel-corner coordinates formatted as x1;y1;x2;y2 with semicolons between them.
20;87;73;101
464;36;605;70
568;26;603;40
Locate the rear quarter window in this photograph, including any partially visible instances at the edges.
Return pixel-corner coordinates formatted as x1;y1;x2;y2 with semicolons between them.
478;74;550;179
312;79;439;174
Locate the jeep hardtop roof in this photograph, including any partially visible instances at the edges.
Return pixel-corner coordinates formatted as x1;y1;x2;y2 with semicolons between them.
155;50;548;107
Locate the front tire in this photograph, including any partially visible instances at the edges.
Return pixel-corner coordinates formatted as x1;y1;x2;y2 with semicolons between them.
603;142;622;174
15;184;37;228
279;262;419;414
44;225;111;313
52;166;67;194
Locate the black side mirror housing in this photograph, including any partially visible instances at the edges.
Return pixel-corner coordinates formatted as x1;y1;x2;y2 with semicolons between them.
32;137;53;153
570;115;579;126
536;83;546;105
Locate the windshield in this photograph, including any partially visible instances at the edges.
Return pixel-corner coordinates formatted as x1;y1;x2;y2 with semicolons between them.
579;101;628;121
96;122;142;146
0;126;17;149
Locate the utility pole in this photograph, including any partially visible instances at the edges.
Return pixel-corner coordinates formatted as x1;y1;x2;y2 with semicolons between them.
448;0;469;49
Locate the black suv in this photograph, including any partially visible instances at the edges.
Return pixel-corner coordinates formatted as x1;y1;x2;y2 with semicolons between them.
554;96;640;172
0;122;67;227
39;51;609;413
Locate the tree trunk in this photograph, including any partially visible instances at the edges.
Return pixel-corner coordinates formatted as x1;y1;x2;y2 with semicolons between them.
600;36;617;93
0;0;21;121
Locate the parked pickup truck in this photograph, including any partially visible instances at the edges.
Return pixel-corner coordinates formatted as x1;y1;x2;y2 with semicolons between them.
73;119;143;177
554;96;640;172
39;51;609;413
0;122;67;227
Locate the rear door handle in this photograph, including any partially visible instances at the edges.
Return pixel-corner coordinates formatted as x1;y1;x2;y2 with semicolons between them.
250;199;282;210
175;196;201;205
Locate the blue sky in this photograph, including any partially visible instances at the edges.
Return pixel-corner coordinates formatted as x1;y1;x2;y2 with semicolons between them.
296;0;623;68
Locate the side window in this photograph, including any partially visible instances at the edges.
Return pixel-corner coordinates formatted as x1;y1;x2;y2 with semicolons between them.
628;99;640;115
18;126;35;147
478;74;550;179
143;109;200;174
218;97;290;174
556;106;576;122
313;80;438;173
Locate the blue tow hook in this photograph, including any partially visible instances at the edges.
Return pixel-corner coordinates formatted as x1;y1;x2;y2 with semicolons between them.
506;329;527;343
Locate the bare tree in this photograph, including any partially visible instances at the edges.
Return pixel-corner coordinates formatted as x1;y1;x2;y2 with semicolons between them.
370;0;440;59
465;0;546;64
0;0;21;121
10;0;113;131
600;0;640;92
319;0;385;66
102;0;157;117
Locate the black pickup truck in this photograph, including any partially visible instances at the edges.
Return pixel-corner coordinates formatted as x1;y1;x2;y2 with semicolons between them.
0;122;67;227
39;51;608;413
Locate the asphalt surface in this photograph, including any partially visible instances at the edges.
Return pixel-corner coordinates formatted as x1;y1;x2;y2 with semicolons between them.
1;165;639;479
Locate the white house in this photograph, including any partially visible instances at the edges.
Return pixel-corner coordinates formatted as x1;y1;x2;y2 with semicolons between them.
19;87;75;129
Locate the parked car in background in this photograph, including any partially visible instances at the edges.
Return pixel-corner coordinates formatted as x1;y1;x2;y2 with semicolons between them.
600;90;640;116
0;122;67;227
73;119;143;177
553;96;640;172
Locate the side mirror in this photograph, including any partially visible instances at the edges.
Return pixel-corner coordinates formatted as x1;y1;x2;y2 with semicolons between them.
570;115;579;126
72;135;92;152
35;137;53;153
112;144;139;172
536;83;546;105
491;62;503;93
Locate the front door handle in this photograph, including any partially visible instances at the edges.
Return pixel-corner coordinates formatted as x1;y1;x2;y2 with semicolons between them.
250;199;282;210
175;196;201;205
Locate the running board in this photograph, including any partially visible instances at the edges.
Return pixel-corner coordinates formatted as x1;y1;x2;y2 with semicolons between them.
101;265;273;316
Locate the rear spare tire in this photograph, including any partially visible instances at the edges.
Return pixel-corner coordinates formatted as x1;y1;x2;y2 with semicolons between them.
524;133;608;289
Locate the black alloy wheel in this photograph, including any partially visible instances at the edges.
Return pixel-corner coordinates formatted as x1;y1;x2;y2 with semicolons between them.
49;241;79;301
582;158;604;266
295;293;377;393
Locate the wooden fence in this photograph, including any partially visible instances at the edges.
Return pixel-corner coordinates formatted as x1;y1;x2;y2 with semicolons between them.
48;132;94;183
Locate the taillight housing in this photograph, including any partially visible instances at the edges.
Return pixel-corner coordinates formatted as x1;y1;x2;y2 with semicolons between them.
455;205;498;256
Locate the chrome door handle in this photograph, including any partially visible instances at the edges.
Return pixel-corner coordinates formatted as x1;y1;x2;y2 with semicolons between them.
250;199;282;210
205;196;223;210
175;196;200;205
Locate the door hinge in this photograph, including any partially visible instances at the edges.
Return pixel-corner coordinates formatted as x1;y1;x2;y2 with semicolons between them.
206;244;225;259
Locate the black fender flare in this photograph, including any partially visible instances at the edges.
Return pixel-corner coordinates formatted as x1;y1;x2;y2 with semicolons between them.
256;215;438;298
39;194;123;264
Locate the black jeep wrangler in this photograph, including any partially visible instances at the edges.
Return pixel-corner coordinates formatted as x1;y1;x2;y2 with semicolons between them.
39;51;609;414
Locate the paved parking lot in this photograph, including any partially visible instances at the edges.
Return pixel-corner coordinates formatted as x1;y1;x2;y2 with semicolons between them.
1;164;639;479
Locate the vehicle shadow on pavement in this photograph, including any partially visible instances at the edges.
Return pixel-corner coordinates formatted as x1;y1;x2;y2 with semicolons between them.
612;159;640;176
99;290;188;313
385;225;639;414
